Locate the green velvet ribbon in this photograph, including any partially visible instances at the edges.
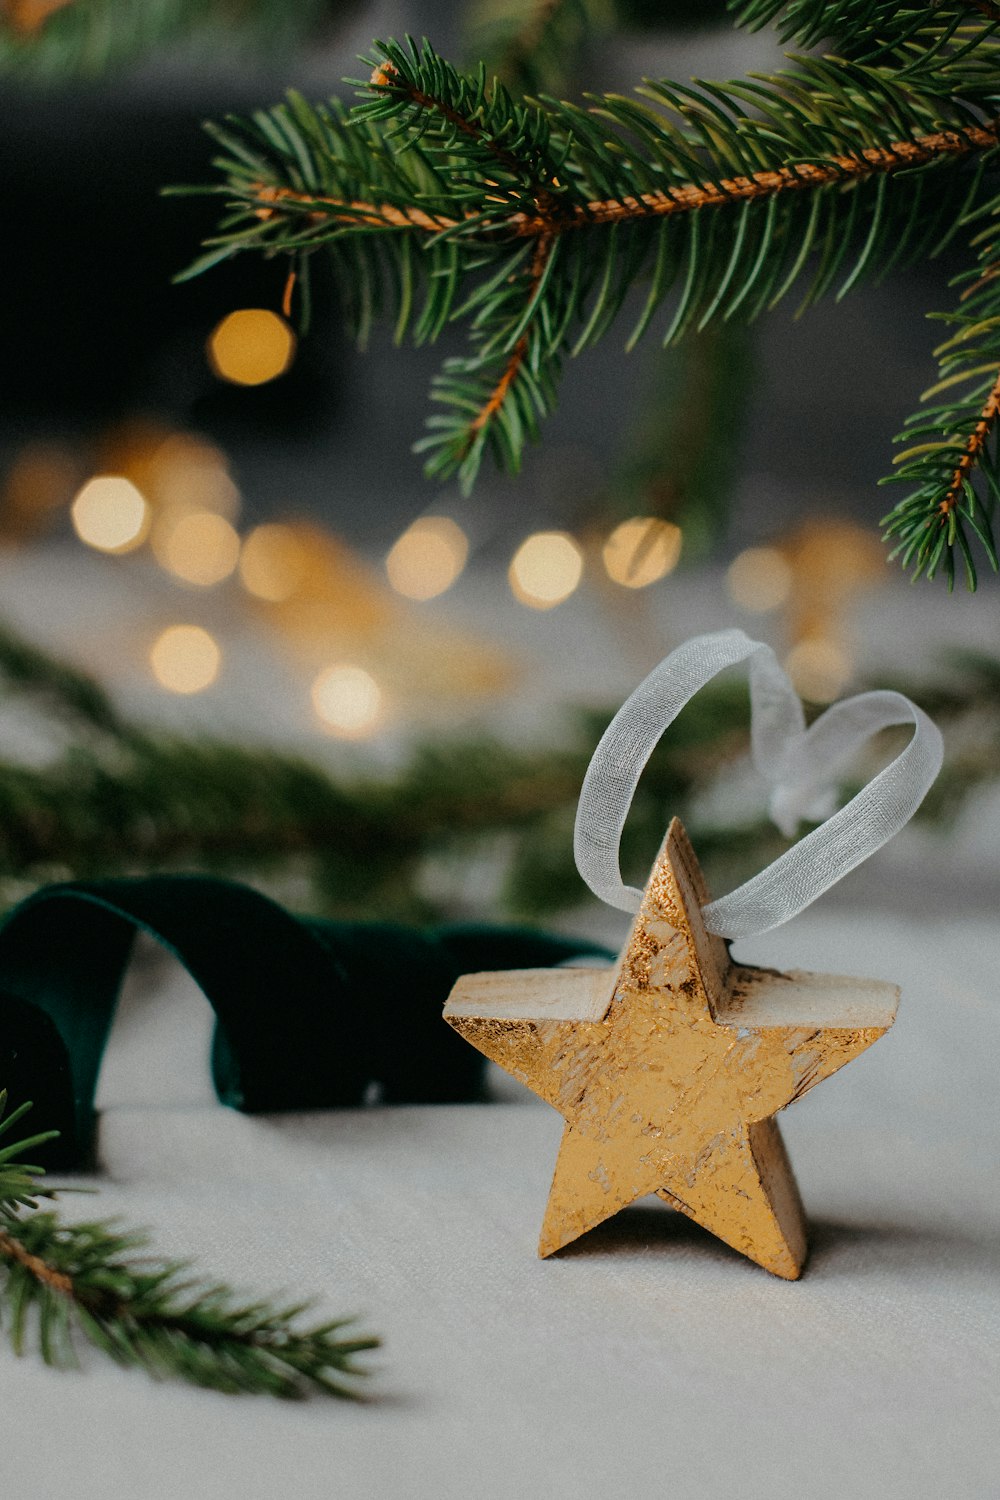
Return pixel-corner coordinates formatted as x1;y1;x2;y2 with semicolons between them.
0;874;609;1168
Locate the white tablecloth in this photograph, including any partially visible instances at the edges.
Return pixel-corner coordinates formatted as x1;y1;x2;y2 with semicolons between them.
2;910;998;1500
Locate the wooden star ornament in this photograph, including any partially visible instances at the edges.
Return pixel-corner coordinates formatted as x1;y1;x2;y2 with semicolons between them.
444;820;898;1279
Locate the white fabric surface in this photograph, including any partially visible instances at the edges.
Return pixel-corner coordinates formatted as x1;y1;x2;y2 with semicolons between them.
2;911;998;1500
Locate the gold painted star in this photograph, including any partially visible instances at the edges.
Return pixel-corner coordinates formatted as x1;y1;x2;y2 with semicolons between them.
444;819;898;1278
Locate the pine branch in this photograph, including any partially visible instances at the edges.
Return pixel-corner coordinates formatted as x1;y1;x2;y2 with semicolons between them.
731;0;1000;50
2;619;999;922
881;190;1000;587
0;1092;378;1396
419;229;562;486
0;618;751;919
252;116;1000;236
180;29;1000;541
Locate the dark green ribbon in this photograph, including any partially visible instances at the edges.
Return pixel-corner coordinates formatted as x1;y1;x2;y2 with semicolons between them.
0;874;608;1167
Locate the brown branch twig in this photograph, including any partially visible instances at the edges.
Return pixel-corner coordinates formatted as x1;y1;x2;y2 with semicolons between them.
0;1225;73;1295
516;122;1000;232
252;184;457;233
960;260;1000;300
939;366;1000;516
461;232;556;451
369;61;538;187
253;120;1000;240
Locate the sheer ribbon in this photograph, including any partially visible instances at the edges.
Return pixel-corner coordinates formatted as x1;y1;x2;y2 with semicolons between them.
573;629;943;939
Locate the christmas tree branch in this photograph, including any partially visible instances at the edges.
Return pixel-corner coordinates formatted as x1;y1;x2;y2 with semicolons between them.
0;1092;378;1396
940;364;1000;514
177;21;1000;583
250;117;1000;237
1;620;998;922
881;189;1000;588
731;0;1000;48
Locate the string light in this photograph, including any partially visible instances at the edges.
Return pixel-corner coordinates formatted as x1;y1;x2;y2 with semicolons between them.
70;476;149;554
726;547;793;613
385;516;469;601
150;625;221;694
784;638;851;704
603;517;682;588
207;309;296;387
508;531;583;610
153;510;240;587
312;664;382;738
239;524;308;602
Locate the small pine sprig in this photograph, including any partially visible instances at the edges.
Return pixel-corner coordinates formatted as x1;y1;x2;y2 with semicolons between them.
880;191;1000;589
731;0;1000;52
0;1092;379;1398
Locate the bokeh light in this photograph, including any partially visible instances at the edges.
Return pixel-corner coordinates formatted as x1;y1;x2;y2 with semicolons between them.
239;523;309;602
150;625;221;694
784;638;851;703
385;516;469;601
70;475;149;554
603;517;682;588
312;664;382;738
150;435;240;518
508;531;583;610
153;510;240;587
726;547;793;613
207;309;296;387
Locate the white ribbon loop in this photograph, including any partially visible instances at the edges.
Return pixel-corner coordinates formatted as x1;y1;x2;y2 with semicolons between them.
573;629;943;939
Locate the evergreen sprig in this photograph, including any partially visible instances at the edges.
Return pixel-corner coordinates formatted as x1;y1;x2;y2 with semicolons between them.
880;192;1000;588
177;16;1000;586
731;0;1000;54
0;616;775;919
0;1091;378;1396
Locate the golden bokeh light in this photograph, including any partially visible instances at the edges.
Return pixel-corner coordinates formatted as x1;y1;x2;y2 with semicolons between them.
311;664;383;738
385;516;469;601
71;475;150;554
508;531;583;610
726;547;794;613
784;638;852;704
603;516;682;588
150;625;221;695
153;509;240;587
207;309;296;387
150;435;240;518
238;523;309;602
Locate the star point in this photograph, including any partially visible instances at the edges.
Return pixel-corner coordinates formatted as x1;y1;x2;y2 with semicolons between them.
444;819;898;1278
